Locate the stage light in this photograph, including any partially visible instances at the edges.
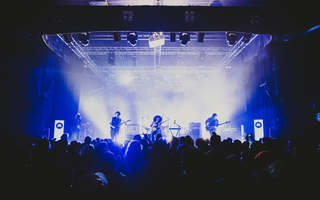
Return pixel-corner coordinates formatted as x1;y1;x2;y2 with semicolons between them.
316;113;320;122
242;33;252;43
113;32;120;43
197;32;205;42
179;32;190;46
127;32;138;46
226;32;238;46
62;33;73;43
77;32;89;46
170;32;176;42
148;32;165;48
89;0;109;6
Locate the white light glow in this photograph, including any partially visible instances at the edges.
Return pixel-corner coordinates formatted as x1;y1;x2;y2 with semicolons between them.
149;33;165;48
118;71;134;86
79;96;109;139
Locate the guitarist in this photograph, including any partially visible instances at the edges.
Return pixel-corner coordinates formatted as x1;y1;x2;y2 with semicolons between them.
110;111;122;141
205;113;219;135
150;115;164;143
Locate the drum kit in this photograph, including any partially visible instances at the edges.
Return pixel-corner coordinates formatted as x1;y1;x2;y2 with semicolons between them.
135;119;188;139
134;119;233;140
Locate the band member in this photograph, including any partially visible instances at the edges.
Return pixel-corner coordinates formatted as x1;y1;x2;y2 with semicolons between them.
150;115;163;143
205;113;219;135
110;111;122;141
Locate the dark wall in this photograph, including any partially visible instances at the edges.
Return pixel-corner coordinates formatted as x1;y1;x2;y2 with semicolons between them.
1;30;81;139
271;31;320;139
239;31;320;140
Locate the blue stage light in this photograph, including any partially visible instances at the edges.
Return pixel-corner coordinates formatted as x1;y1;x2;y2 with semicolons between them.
127;32;138;46
226;32;238;46
77;32;89;46
179;32;190;46
316;113;320;122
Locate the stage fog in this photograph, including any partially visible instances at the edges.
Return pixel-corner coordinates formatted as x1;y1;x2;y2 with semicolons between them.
65;61;256;142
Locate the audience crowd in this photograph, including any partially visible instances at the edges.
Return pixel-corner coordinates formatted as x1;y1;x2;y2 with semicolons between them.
5;132;320;199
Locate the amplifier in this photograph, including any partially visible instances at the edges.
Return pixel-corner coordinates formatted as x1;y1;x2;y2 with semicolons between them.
189;122;201;129
189;122;201;140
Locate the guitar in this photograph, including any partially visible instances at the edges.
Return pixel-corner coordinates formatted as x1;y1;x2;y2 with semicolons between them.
205;121;231;132
110;120;131;129
150;119;169;133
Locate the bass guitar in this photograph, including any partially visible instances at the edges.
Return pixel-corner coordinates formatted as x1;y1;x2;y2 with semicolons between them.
205;121;231;132
110;120;131;129
150;119;169;133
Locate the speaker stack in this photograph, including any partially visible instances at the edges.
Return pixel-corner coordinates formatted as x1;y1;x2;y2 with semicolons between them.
189;122;201;140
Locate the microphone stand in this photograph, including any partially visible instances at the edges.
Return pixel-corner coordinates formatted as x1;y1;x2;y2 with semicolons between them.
174;120;181;128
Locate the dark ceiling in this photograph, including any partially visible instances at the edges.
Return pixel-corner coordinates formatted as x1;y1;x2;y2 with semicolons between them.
56;0;266;6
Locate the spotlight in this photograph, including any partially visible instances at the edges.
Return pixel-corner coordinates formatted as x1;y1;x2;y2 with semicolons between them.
170;33;176;42
62;33;73;43
226;32;238;46
242;33;252;43
316;113;320;123
113;32;120;43
179;32;190;46
197;32;204;42
77;32;89;46
148;32;165;48
127;32;138;46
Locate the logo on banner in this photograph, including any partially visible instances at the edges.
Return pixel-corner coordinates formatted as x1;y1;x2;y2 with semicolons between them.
255;121;262;128
56;122;63;129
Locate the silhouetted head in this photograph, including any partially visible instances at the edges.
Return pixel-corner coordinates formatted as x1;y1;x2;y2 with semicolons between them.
180;136;186;144
84;136;92;144
60;133;68;141
185;135;194;146
196;138;208;151
234;139;241;145
115;111;120;117
171;137;179;145
153;115;162;123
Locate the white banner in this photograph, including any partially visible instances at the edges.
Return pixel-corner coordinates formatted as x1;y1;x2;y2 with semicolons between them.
254;119;264;141
54;120;64;139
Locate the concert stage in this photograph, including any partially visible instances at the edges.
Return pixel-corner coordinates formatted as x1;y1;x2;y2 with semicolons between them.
40;31;275;143
4;4;319;142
